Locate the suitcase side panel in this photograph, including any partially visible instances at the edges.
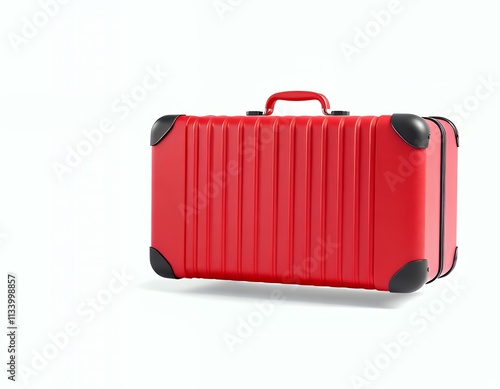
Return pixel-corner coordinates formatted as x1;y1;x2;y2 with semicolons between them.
423;119;444;281
434;118;459;276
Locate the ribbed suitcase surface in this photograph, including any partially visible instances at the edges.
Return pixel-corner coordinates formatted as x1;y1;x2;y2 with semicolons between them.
150;91;458;292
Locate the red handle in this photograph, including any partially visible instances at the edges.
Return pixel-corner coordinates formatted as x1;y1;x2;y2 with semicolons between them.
264;91;331;115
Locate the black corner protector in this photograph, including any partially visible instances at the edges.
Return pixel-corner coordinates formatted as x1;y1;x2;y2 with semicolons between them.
430;116;460;147
150;247;179;279
389;259;429;293
390;114;430;148
150;115;184;146
439;247;458;279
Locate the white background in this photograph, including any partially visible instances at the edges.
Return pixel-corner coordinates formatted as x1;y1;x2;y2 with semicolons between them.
1;0;499;388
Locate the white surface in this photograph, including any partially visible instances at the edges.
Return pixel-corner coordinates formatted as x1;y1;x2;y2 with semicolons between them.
0;0;498;388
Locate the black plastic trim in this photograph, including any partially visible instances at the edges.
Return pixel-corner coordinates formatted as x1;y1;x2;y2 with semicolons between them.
389;259;429;293
330;110;350;116
390;114;430;148
424;117;446;283
439;246;458;278
430;116;459;147
246;111;264;116
150;247;179;279
150;115;184;146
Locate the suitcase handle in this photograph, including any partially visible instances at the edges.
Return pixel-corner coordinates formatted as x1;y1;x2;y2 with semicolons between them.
265;91;331;115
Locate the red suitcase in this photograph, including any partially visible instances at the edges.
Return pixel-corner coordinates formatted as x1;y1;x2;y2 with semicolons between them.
150;91;458;292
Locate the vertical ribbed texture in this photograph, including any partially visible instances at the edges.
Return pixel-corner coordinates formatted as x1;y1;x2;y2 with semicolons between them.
253;119;260;277
369;118;377;288
320;117;328;283
182;115;377;287
237;119;244;277
220;118;228;275
288;118;296;280
192;119;199;275
352;117;362;285
304;118;313;280
272;119;279;279
205;119;213;275
336;119;345;283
